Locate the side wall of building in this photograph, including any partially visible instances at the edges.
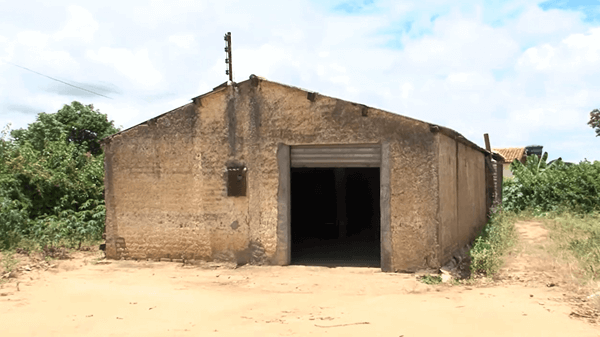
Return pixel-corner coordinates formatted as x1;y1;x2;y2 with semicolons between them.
438;134;458;263
437;134;487;264
103;104;209;261
457;142;487;248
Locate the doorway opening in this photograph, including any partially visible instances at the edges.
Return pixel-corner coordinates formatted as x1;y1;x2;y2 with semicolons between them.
290;167;380;267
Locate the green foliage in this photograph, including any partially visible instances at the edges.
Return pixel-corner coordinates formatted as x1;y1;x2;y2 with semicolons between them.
418;275;442;285
28;202;106;249
0;102;118;251
502;154;600;214
0;195;29;249
10;101;117;155
589;109;600;137
470;211;518;276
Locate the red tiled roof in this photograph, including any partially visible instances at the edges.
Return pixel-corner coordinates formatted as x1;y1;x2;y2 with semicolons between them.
492;147;526;162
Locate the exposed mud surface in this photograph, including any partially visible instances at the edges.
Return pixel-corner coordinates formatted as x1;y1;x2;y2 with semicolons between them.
1;222;599;336
497;220;600;325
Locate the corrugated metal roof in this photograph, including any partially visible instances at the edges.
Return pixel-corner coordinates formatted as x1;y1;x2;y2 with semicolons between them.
492;147;526;162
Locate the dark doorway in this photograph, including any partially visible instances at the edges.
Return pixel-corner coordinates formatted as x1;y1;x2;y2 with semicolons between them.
290;167;380;267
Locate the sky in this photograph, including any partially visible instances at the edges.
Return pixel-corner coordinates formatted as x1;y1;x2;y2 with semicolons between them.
1;0;599;162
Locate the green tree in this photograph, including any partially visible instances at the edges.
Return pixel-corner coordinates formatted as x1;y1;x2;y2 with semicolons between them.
589;109;600;137
11;101;117;154
0;102;119;250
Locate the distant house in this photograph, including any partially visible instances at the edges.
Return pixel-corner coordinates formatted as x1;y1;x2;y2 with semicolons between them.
492;147;527;178
492;145;544;178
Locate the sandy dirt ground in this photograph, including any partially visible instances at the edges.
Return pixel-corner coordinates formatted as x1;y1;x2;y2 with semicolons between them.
2;221;600;337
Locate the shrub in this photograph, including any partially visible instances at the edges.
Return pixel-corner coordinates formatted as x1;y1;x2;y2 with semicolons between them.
0;195;29;250
502;154;600;214
470;210;517;276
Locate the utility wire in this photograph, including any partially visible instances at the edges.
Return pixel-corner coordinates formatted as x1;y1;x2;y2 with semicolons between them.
2;60;113;100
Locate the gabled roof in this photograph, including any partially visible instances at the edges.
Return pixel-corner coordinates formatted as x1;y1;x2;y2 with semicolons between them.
492;147;526;162
101;75;493;158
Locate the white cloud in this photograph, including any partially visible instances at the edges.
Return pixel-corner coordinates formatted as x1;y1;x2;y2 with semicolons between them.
562;27;600;66
511;5;584;39
54;6;99;43
272;28;305;44
514;27;600;104
446;72;470;84
1;1;600;162
518;44;556;70
0;35;14;61
234;44;293;80
329;63;346;73
16;31;49;47
197;82;212;95
86;47;162;86
95;102;141;127
401;83;413;100
330;75;350;85
316;64;325;76
40;50;77;69
131;0;206;27
403;12;520;72
168;34;195;49
374;6;600;161
11;31;78;73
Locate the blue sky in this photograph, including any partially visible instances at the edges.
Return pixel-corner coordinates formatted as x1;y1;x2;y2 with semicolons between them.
1;0;599;162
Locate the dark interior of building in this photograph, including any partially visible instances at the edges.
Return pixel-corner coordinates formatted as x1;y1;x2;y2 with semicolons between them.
290;167;380;267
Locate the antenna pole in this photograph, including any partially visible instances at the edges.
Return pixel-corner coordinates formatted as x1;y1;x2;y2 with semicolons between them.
224;32;233;81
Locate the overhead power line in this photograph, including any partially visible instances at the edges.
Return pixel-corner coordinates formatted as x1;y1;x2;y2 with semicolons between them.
2;60;113;100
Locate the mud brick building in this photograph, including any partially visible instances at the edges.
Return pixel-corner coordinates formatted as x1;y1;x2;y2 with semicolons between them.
101;75;495;272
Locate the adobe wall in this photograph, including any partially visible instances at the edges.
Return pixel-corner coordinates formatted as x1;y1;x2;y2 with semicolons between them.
456;142;487;247
104;79;442;271
103;104;209;261
437;134;487;265
437;134;458;263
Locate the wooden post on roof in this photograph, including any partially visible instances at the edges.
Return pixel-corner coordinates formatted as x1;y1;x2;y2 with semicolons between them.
484;133;491;152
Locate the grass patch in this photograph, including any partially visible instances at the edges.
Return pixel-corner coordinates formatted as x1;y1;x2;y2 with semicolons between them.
541;211;600;280
469;210;519;277
418;275;442;285
0;238;102;272
0;251;19;275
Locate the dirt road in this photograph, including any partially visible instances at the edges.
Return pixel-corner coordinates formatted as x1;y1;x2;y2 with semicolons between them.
1;221;599;336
